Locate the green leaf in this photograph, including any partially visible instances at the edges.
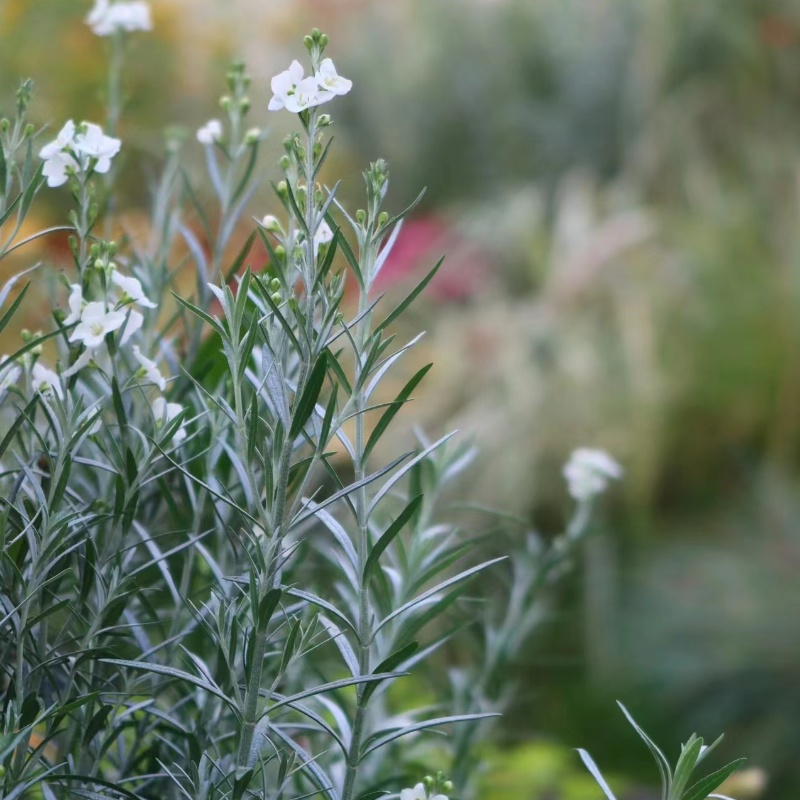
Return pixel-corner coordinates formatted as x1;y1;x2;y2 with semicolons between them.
671;736;704;800
360;641;419;706
681;759;746;800
375;256;444;335
290;351;327;440
0;281;28;335
82;704;113;746
0;395;39;462
617;702;672;800
577;749;619;800
363;364;432;462
363;495;423;581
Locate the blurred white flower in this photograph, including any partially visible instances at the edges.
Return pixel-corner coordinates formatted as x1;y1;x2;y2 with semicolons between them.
315;58;352;98
86;0;152;36
39;120;120;187
196;119;223;145
32;362;64;400
399;785;448;800
268;60;305;111
563;447;622;501
119;308;143;346
0;355;21;391
132;346;166;391
111;271;156;309
152;397;186;443
69;302;127;349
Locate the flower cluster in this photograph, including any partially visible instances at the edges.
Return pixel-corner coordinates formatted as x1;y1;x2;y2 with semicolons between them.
39;120;121;187
563;447;623;502
268;58;352;114
86;0;152;36
0;354;64;401
62;268;154;376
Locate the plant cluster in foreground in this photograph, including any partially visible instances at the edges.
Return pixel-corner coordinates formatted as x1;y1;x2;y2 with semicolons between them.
0;5;743;800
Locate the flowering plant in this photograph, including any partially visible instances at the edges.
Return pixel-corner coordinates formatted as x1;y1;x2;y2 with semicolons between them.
0;10;744;800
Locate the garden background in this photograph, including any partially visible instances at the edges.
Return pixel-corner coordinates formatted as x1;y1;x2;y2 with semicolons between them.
2;0;798;797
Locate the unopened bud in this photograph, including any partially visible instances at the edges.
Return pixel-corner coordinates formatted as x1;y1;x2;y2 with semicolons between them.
304;35;314;51
23;122;34;138
270;278;281;292
94;259;105;270
276;180;288;198
31;339;43;357
21;329;32;342
314;188;323;204
283;134;295;153
317;114;331;127
311;28;322;40
261;215;281;233
274;245;286;260
244;127;261;144
423;776;434;790
270;291;282;304
442;781;454;793
355;209;366;225
219;95;232;111
0;118;9;132
319;33;329;47
108;241;117;256
378;211;389;227
279;155;291;171
240;96;251;113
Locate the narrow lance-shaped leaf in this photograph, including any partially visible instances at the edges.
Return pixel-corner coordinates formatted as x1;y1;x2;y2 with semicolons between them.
363;495;423;581
681;760;747;800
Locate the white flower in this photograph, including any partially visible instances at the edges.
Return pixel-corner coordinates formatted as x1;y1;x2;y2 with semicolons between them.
86;0;152;36
268;59;305;111
119;308;143;346
0;355;21;391
315;58;352;97
285;76;328;113
39;120;121;187
32;362;64;400
196;119;223;145
73;123;121;174
152;397;186;443
39;121;79;188
111;271;157;309
132;346;166;391
63;284;85;326
313;220;334;256
563;448;623;502
69;302;127;349
399;785;448;800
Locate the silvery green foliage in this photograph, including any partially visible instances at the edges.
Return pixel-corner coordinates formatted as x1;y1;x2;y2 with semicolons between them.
0;15;740;800
579;703;746;800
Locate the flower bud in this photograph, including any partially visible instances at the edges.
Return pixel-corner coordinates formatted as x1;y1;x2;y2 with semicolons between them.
318;114;332;127
21;329;32;342
319;33;329;47
0;118;9;132
219;95;232;111
94;258;105;270
31;338;43;357
311;28;322;39
270;278;281;292
244;127;261;144
423;776;434;790
282;134;295;153
442;781;454;793
314;188;323;204
261;215;281;233
276;180;289;198
271;291;282;304
240;96;251;113
304;35;314;51
279;154;291;171
356;209;366;225
378;211;389;227
108;241;117;256
274;245;286;260
23;123;34;138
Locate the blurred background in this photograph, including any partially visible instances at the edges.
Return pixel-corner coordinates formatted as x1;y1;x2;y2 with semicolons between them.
2;0;799;796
